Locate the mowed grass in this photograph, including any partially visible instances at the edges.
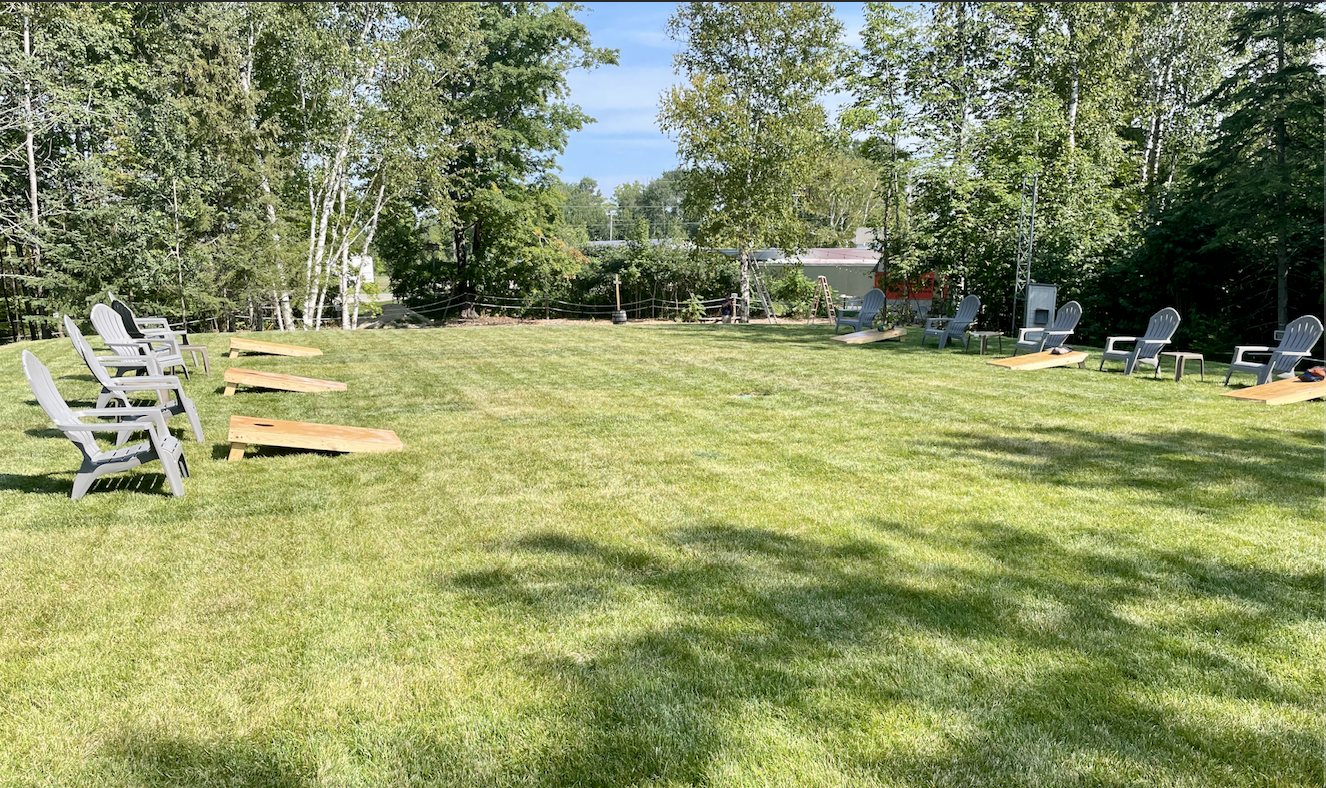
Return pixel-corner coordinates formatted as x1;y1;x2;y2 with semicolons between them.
0;323;1320;787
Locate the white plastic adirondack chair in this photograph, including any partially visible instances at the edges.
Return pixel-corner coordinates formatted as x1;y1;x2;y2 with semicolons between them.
1014;301;1082;355
923;294;980;349
91;303;188;378
22;350;189;499
1225;315;1323;385
1098;307;1181;375
834;288;886;334
65;316;203;446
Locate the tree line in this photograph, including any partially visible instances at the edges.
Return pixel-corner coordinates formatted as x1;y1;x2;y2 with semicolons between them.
3;2;1321;348
662;2;1323;348
0;2;613;337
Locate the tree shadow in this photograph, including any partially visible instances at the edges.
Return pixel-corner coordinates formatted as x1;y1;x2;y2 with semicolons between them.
431;520;1321;786
105;729;310;788
917;424;1322;510
0;471;74;495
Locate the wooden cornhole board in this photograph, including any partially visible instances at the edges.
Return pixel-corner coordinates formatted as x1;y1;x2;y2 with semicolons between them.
830;327;907;345
228;337;322;359
987;350;1089;370
227;415;403;461
223;367;347;396
1221;377;1326;405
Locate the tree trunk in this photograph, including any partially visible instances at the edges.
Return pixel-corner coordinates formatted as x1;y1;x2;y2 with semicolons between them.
22;9;46;338
738;249;751;324
1273;2;1289;330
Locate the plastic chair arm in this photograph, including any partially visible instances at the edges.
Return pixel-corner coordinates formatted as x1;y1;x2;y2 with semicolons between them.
925;317;952;331
1103;336;1136;353
1230;345;1272;365
98;354;163;376
1017;327;1043;343
107;376;183;391
61;408;168;436
134;336;181;353
134;317;172;329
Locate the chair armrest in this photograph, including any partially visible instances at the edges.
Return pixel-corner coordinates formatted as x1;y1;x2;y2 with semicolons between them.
60;407;169;436
134;336;181;354
1230;345;1272;365
107;375;183;391
1103;336;1136;353
925;317;952;331
98;355;164;376
134;317;172;329
1017;327;1043;343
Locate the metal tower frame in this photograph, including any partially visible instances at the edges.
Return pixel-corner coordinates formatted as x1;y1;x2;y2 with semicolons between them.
1010;173;1039;337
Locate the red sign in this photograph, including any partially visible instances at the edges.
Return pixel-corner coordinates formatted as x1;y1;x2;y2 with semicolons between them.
877;271;937;300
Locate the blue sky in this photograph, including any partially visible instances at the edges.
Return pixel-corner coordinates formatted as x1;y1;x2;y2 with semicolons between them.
558;3;866;197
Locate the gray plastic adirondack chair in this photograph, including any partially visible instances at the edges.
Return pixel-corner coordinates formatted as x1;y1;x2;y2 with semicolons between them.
1099;307;1181;375
1014;301;1082;355
65;316;203;446
22;350;188;499
1225;314;1323;385
923;294;980;349
91;303;188;378
834;288;886;334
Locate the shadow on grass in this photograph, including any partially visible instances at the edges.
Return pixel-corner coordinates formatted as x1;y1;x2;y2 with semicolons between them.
435;520;1321;787
107;730;309;788
918;424;1323;508
0;470;73;495
0;469;179;498
209;443;341;462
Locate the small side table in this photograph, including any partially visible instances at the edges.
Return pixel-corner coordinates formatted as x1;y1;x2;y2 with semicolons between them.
967;331;1004;356
1159;351;1203;382
178;344;211;375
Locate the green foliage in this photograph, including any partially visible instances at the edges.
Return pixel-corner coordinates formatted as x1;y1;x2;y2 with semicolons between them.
677;295;706;323
660;2;843;321
770;267;825;319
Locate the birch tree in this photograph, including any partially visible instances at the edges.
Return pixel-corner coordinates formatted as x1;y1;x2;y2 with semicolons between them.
659;2;842;323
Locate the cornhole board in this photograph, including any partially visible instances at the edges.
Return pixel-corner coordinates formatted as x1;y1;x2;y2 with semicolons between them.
830;327;907;345
987;350;1089;370
222;367;347;396
227;415;403;461
228;337;322;359
1221;378;1326;405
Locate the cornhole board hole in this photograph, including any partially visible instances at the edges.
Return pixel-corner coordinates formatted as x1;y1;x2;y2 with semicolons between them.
830;328;907;345
228;337;322;359
1221;378;1326;405
227;415;403;461
223;368;347;397
987;350;1089;370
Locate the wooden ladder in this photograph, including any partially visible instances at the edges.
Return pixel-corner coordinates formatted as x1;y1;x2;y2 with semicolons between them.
808;276;836;325
749;263;779;324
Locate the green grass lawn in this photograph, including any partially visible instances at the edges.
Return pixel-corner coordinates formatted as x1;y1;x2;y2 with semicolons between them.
0;324;1320;787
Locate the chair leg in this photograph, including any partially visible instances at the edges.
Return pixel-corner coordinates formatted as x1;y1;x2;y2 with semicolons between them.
184;400;204;442
159;448;185;497
71;472;97;500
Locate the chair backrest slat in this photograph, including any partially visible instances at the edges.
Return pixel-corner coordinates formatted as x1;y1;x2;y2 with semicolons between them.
1051;301;1082;333
65;316;117;390
861;288;884;326
950;295;980;332
1278;315;1323;355
1137;307;1181;360
91;303;140;356
22;351;97;455
110;298;145;340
